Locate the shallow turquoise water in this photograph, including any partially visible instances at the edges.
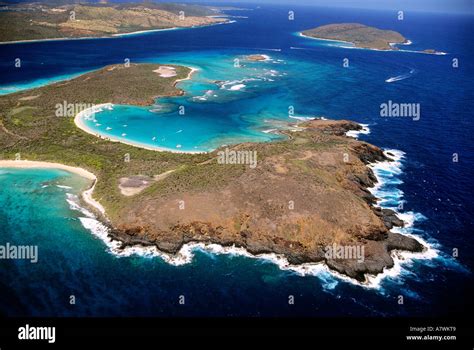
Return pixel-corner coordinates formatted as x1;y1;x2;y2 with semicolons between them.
79;50;344;152
0;168;351;316
0;71;92;96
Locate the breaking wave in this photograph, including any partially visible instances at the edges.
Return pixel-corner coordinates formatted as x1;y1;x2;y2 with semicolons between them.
366;150;439;288
63;147;440;290
346;123;370;138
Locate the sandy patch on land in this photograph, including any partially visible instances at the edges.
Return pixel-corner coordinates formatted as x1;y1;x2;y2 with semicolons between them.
118;169;177;196
154;66;177;78
18;95;40;101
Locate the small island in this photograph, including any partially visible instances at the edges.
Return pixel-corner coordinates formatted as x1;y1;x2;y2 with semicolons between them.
422;49;445;55
301;23;407;50
245;54;269;62
0;63;425;282
0;2;227;43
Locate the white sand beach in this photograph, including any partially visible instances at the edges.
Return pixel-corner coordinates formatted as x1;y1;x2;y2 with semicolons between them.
298;32;353;45
175;66;198;83
111;27;179;37
0;20;232;45
0;160;106;215
73;67;204;154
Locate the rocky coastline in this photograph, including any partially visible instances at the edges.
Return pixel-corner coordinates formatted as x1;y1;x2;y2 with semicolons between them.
104;119;425;282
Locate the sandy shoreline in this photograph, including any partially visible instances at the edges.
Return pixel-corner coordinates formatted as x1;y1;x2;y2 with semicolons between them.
0;20;233;45
174;66;198;83
298;32;354;45
73;67;205;154
298;32;443;54
0;134;436;287
299;31;400;50
112;27;179;37
0;160;105;215
0;27;181;45
0;157;435;288
0;27;180;45
0;35;110;45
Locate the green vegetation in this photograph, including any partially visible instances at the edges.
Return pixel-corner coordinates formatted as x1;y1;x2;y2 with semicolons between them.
302;23;407;50
0;62;349;220
0;2;224;42
0;63;286;218
0;63;207;217
0;63;422;280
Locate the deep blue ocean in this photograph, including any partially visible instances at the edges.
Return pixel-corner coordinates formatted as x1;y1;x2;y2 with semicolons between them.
0;4;473;317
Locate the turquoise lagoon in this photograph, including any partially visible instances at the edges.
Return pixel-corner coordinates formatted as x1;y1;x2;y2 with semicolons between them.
78;51;342;152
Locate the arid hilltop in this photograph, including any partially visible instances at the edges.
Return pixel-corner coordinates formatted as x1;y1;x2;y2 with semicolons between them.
110;119;424;282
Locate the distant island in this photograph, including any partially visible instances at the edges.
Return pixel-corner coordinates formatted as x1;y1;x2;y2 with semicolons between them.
0;62;425;282
0;2;228;43
245;54;269;61
301;23;407;50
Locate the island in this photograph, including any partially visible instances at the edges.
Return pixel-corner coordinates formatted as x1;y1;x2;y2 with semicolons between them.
245;54;269;62
422;49;445;55
301;23;408;50
0;2;227;43
0;63;424;282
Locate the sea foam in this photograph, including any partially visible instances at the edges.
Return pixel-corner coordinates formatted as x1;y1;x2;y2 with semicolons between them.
346;123;370;138
289;115;315;121
229;84;246;91
385;69;416;83
67;140;437;290
365;149;439;288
